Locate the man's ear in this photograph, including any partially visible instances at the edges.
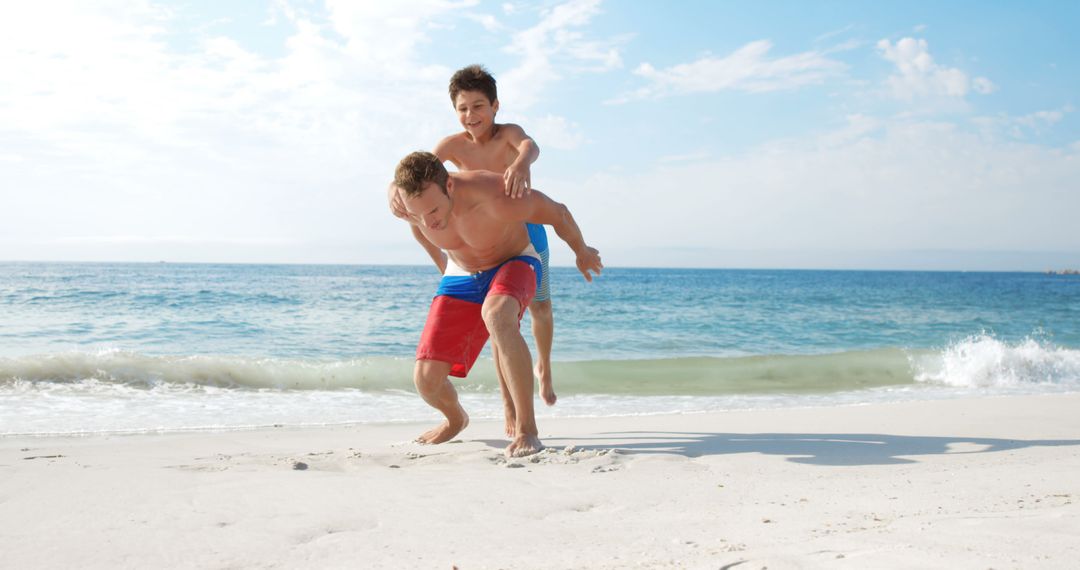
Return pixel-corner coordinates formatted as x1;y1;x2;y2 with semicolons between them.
492;98;499;115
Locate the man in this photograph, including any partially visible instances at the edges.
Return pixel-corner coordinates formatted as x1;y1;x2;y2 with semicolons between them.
391;151;602;457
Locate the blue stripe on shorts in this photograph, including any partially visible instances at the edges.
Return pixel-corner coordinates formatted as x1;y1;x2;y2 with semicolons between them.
523;224;550;302
526;223;548;252
534;247;551;302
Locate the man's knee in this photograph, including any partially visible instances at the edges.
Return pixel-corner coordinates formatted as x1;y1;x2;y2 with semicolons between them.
482;295;522;337
414;360;448;395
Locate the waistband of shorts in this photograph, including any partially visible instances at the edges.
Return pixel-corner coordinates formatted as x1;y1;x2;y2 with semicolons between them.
444;243;540;277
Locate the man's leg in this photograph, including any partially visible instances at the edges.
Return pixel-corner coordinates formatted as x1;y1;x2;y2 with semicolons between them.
529;298;556;405
482;294;541;457
413;359;470;444
492;344;517;438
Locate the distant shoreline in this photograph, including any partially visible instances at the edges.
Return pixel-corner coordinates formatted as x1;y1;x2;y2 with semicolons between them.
1;259;1076;274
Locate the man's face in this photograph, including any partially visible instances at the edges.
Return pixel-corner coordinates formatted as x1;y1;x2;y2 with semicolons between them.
454;90;498;139
403;181;452;231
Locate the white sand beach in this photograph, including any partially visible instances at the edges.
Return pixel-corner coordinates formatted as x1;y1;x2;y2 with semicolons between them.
3;393;1079;569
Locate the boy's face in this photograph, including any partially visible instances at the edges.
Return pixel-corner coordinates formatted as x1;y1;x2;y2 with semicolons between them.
454;90;498;139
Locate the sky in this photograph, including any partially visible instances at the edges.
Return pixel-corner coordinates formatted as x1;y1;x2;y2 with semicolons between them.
2;0;1078;270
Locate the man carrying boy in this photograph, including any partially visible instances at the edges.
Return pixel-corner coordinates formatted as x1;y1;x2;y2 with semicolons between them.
392;151;601;457
390;65;559;420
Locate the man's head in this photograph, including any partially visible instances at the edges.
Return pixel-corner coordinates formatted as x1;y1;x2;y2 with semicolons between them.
449;65;499;139
394;151;452;230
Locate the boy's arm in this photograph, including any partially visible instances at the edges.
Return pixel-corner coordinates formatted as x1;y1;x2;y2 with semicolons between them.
432;136;461;170
386;183;448;274
387;181;407;219
500;124;539;199
493;189;602;282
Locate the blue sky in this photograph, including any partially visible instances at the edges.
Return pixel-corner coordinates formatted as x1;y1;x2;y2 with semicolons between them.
2;1;1078;270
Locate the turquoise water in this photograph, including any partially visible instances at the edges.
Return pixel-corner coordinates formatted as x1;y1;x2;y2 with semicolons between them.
2;262;1079;435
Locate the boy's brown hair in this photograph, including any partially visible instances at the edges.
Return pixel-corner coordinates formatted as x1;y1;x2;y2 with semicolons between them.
394;151;449;197
448;64;498;105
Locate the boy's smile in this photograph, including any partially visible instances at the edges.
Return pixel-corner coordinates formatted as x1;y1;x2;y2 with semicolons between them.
454;90;499;142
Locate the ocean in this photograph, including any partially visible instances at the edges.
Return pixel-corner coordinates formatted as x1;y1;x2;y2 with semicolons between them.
2;262;1079;436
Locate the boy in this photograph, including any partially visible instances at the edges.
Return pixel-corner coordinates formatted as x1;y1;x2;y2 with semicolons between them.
390;65;558;420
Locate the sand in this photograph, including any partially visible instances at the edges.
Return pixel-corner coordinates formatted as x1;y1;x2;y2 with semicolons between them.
2;393;1079;569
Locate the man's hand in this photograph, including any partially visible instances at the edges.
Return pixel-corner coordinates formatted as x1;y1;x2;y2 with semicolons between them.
575;246;603;282
503;162;531;199
388;184;407;219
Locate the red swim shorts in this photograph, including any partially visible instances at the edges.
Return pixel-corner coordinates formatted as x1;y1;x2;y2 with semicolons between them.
415;259;538;377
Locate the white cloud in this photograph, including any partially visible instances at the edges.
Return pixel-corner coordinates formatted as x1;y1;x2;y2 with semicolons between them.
658;151;712;164
500;0;623;109
972;76;996;94
323;1;474;73
1016;109;1067;128
523;114;586;151
0;0;629;263
544;116;1080;269
972;105;1072;139
814;24;854;44
616;40;845;102
466;12;503;32
0;1;486;261
877;37;995;100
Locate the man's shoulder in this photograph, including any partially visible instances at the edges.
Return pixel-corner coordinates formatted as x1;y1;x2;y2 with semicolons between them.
453;170;507;201
453;169;503;191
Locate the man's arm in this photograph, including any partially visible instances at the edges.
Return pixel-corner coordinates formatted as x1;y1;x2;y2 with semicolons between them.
386;183;447;274
500;124;539;199
494;188;602;282
412;225;448;274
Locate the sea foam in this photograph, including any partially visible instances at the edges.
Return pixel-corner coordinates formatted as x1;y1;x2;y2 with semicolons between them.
913;334;1080;388
0;349;415;390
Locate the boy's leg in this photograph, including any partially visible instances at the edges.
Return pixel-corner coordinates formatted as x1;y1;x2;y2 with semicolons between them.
526;224;557;406
413;359;469;444
529;297;555;405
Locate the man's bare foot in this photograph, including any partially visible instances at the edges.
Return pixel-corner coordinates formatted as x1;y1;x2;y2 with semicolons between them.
535;363;556;406
415;407;469;444
503;405;517;439
505;433;543;458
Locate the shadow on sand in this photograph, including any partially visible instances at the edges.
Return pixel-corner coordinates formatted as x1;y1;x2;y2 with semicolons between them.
482;433;1080;466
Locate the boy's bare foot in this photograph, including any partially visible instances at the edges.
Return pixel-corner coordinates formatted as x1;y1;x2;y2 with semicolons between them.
415;406;469;444
505;433;543;457
535;363;557;406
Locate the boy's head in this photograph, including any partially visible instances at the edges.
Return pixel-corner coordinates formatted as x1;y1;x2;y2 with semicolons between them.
448;64;497;105
449;65;500;139
394;151;449;198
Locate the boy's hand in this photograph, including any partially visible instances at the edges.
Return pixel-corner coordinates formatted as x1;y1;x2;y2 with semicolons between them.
503;163;531;199
574;246;603;282
388;185;407;219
